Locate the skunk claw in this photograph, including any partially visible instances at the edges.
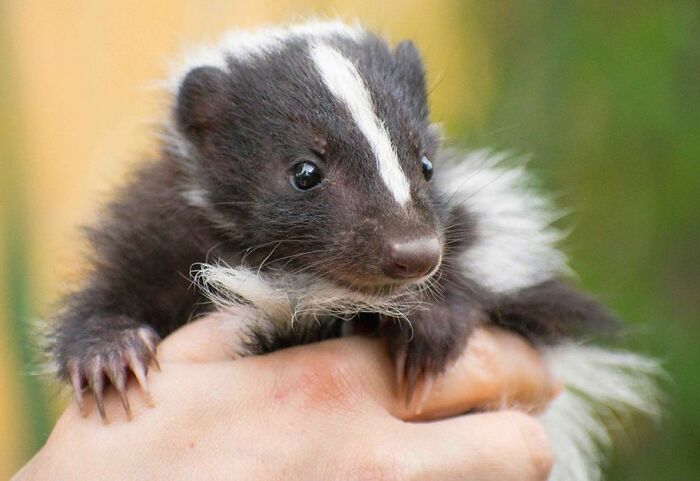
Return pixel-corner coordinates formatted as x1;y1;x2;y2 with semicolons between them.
86;359;107;421
138;326;161;372
105;356;131;418
413;375;435;415
388;331;459;409
68;360;86;414
62;325;160;419
127;350;153;406
394;349;407;394
404;357;422;407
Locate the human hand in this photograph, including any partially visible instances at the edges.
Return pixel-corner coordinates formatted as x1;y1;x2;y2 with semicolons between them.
14;315;557;480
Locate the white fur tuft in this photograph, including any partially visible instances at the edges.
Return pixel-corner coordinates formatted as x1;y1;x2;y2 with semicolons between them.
541;345;663;481
163;19;365;94
181;187;209;208
194;263;293;322
193;262;424;330
434;150;570;293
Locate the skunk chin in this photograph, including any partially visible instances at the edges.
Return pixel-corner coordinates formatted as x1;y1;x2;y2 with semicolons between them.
326;272;437;301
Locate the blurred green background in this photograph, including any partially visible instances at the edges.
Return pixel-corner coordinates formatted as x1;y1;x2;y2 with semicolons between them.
1;1;698;478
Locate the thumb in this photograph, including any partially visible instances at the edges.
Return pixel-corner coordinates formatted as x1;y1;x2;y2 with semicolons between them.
157;314;559;419
157;314;239;363
399;410;554;481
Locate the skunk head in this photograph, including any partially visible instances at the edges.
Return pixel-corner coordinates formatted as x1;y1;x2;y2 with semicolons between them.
172;21;446;294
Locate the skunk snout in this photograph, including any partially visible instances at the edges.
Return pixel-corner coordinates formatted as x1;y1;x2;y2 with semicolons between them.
382;237;441;280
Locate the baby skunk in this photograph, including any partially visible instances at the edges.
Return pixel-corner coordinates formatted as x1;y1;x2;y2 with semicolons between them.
50;20;618;419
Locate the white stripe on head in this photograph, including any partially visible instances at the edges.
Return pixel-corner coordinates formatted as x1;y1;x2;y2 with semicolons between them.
309;43;411;206
164;19;365;94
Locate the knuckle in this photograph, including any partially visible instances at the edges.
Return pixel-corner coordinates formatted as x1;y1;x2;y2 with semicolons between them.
508;412;554;480
294;354;361;411
343;448;403;481
348;463;399;481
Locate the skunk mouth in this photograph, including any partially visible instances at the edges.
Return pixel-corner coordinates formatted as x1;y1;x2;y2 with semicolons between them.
332;279;409;298
325;266;441;299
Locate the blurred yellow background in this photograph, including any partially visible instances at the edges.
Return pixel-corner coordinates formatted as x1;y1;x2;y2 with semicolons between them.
2;1;484;476
2;1;698;479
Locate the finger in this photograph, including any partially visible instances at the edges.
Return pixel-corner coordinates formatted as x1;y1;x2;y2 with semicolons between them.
104;356;131;418
159;315;558;418
127;351;154;406
400;327;561;420
67;360;86;414
293;329;558;420
157;314;240;363
86;359;106;421
400;410;553;481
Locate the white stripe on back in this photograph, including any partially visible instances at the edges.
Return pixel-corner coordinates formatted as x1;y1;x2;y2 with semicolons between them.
309;43;411;205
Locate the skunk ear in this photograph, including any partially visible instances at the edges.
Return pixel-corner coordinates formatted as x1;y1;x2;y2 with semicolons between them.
393;40;427;111
175;66;229;143
394;40;424;74
486;279;621;344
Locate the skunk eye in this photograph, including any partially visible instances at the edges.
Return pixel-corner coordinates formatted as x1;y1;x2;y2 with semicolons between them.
421;156;433;181
291;161;323;191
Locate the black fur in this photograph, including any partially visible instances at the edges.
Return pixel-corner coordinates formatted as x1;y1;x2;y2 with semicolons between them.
49;160;217;378
486;279;620;344
243;319;346;356
49;26;617;399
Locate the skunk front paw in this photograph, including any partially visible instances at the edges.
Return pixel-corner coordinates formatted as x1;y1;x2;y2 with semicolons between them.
58;323;161;421
383;304;477;412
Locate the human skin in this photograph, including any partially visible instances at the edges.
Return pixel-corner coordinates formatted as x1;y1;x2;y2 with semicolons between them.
14;317;557;481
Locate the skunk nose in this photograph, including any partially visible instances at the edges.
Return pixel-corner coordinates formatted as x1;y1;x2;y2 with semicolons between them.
382;237;441;280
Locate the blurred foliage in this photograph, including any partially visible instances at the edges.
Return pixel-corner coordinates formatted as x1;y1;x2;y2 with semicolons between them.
1;1;698;479
454;3;700;480
0;2;53;474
